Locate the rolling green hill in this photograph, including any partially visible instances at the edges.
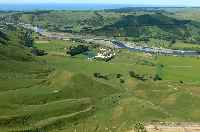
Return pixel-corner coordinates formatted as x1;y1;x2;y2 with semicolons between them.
5;10;200;44
17;11;122;32
0;28;123;131
1;10;200;132
93;14;200;43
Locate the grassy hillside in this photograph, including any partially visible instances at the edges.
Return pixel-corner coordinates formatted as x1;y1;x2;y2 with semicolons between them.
0;28;123;131
93;13;200;43
1;11;200;132
1;35;200;131
18;11;122;32
5;10;200;45
32;40;200;131
171;8;200;22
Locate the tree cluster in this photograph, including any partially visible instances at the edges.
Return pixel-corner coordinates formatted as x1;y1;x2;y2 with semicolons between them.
129;71;148;81
66;45;89;56
19;29;34;48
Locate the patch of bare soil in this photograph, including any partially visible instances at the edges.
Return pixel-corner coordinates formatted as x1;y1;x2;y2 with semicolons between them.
145;123;200;132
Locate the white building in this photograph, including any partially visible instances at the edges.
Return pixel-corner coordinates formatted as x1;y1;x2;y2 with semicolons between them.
95;48;116;60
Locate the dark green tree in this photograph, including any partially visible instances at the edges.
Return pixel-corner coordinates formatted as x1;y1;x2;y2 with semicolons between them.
66;45;88;56
169;38;176;47
154;74;162;81
19;29;34;47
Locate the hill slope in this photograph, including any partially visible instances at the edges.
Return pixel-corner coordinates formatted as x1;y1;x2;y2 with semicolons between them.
16;11;121;32
93;14;200;42
0;26;34;61
0;28;122;131
1;13;200;132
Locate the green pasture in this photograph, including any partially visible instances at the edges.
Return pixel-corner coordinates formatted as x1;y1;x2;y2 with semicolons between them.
1;37;200;131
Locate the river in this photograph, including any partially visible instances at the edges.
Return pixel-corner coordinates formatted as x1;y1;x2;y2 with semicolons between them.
112;40;200;56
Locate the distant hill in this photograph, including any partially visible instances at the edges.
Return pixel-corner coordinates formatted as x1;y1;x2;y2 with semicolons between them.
104;7;189;13
105;7;166;13
14;11;121;32
92;14;200;43
5;10;200;43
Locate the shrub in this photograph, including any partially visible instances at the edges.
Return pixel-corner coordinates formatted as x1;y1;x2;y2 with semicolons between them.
129;71;148;81
31;48;48;56
66;45;88;56
129;71;137;78
134;122;147;132
120;79;125;83
94;73;101;78
116;74;122;78
93;73;108;80
153;74;162;81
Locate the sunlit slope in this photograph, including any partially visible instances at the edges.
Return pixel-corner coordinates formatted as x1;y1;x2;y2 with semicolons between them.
34;41;200;132
0;30;121;131
0;62;121;131
1;28;200;131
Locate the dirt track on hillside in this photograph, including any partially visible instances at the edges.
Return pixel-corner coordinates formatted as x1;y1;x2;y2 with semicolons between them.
145;124;200;132
128;123;200;132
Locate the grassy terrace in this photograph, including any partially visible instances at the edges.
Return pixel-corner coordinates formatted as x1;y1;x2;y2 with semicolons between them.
0;38;200;131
